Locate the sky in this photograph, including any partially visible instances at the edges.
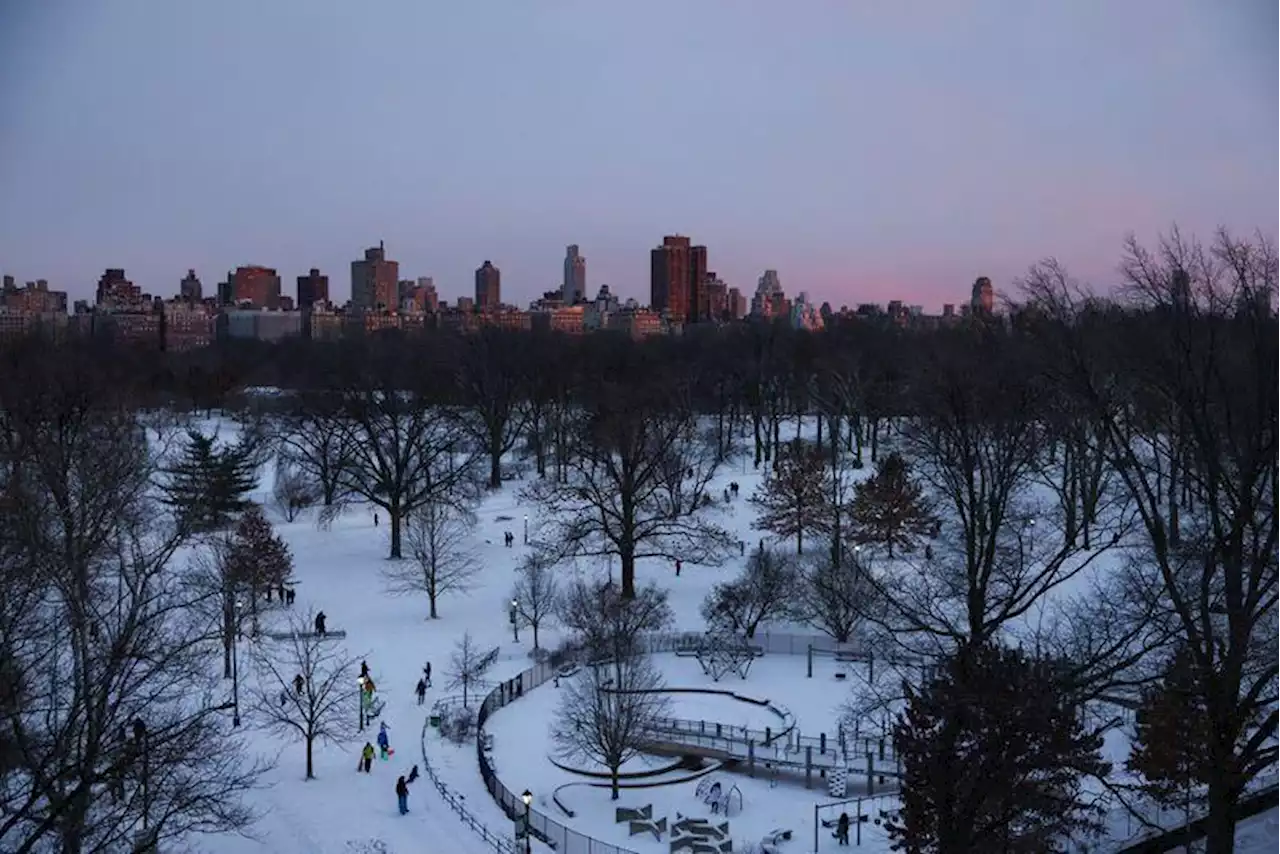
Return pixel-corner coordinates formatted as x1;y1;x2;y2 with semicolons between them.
0;0;1275;310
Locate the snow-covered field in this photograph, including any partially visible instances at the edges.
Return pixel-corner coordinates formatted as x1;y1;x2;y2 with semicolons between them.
171;416;1269;854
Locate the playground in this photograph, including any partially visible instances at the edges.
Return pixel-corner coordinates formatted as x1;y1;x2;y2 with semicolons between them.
484;650;904;852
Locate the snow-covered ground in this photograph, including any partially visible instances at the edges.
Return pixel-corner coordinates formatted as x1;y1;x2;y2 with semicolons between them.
173;416;1268;854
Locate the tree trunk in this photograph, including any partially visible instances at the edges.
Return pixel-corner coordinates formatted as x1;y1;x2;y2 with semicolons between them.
620;547;637;600
1202;780;1238;854
489;435;503;490
428;588;439;619
306;735;315;779
388;502;403;559
611;770;620;800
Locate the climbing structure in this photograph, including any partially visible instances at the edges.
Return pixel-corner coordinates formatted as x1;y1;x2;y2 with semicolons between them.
694;632;760;681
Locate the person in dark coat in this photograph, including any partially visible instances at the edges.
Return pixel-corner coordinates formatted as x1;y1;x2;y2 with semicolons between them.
423;662;432;687
415;678;427;705
836;812;850;845
360;660;370;679
314;611;327;636
395;776;409;814
293;673;305;695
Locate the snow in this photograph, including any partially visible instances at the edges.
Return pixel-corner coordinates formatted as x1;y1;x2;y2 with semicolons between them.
1234;807;1279;854
166;416;1270;854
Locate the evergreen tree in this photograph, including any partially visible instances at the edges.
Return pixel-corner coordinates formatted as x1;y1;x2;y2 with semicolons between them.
226;504;294;595
886;643;1110;853
849;453;936;557
1126;647;1214;807
225;504;294;633
162;429;259;532
749;439;832;554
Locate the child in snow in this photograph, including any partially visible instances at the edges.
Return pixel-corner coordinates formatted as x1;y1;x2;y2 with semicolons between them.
423;662;432;687
360;660;370;679
415;678;427;705
377;722;391;759
836;812;850;845
395;776;409;815
360;742;375;773
293;673;305;695
314;611;327;636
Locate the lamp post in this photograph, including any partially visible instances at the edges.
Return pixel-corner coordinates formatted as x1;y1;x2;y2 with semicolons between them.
357;676;366;732
134;718;150;834
232;599;242;727
521;789;533;854
523;515;529;545
510;600;520;643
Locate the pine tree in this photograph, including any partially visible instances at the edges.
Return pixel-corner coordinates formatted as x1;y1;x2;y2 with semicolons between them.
849;453;936;557
226;504;294;594
749;439;832;554
162;429;259;532
1127;647;1213;807
886;644;1110;853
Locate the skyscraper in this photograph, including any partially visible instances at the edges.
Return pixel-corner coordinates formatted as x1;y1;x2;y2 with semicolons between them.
563;245;587;305
179;269;202;303
650;235;708;324
351;242;399;311
230;266;282;309
475;260;501;311
296;268;330;308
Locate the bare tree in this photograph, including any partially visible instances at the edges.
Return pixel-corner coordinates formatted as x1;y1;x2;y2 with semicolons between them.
271;396;353;507
522;380;733;599
382;500;481;619
447;632;498;708
700;545;800;638
0;340;268;854
1036;228;1278;853
246;612;360;780
511;552;559;650
332;342;483;559
271;456;319;523
453;328;530;490
749;438;832;554
558;578;673;682
799;549;875;644
873;329;1121;656
553;655;671;800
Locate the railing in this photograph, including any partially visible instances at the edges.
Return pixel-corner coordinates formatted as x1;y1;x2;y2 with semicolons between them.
419;714;516;854
470;629;915;854
477;648;641;854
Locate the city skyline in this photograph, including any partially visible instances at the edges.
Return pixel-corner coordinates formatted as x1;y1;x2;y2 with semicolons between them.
0;1;1274;307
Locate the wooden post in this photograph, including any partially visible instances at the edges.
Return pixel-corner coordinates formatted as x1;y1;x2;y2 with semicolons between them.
820;732;826;754
748;741;756;778
807;645;813;678
805;745;812;789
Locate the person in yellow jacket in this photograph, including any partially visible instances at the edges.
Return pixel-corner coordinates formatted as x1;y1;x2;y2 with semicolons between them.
359;742;375;773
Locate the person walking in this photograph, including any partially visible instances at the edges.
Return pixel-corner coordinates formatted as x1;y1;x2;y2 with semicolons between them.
360;660;370;679
395;776;409;815
314;611;327;636
359;742;375;773
415;678;427;705
836;812;850;846
377;722;391;760
423;662;432;688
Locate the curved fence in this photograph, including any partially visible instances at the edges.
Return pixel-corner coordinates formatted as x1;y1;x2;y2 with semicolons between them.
471;630;899;854
419;714;515;854
476;645;642;854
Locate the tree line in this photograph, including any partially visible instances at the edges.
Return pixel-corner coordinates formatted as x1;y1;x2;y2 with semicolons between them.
0;226;1273;853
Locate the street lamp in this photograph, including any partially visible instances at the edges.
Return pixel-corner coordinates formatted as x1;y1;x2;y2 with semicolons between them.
521;789;533;854
357;676;367;732
232;599;242;727
510;599;520;643
523;515;529;545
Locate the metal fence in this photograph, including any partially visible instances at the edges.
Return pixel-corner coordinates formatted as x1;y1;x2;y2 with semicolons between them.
476;647;641;854
419;715;516;854
469;629;903;854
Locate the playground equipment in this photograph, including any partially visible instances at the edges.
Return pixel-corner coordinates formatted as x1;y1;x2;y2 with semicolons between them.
614;804;668;841
694;777;743;817
692;632;764;681
670;814;732;854
759;828;793;854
